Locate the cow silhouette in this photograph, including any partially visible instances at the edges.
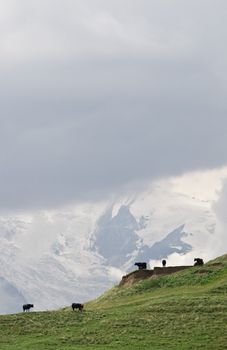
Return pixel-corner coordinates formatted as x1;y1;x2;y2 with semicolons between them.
23;304;34;312
194;258;204;266
135;262;147;270
162;259;166;267
72;303;84;312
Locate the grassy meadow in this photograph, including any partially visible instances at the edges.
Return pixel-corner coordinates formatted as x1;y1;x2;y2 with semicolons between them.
1;255;227;349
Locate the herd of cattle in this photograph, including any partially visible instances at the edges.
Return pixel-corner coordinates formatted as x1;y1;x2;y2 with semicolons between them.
22;303;84;312
134;258;204;270
22;258;204;313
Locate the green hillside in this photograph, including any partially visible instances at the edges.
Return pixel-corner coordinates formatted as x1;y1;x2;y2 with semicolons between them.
1;255;227;350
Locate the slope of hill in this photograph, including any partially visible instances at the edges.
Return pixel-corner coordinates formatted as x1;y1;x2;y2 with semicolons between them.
0;254;227;349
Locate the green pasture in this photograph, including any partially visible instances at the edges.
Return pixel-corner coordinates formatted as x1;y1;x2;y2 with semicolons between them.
1;255;227;349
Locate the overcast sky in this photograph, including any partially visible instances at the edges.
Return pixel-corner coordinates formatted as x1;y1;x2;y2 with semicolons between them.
1;0;227;211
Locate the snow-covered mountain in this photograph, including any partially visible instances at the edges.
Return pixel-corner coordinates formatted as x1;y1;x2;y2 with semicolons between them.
0;167;227;314
93;205;192;269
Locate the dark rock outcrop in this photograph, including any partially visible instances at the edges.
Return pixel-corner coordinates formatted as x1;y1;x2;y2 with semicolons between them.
119;265;192;287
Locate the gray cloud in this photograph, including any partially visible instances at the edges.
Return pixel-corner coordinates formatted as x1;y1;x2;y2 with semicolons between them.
212;179;227;256
1;0;227;210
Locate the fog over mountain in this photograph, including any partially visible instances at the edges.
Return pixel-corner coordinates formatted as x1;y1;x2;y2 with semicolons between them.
1;168;227;314
0;1;227;314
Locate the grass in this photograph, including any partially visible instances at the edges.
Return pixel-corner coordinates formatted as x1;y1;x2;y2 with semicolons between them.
1;254;227;349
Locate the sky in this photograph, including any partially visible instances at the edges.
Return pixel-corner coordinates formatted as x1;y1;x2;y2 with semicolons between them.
1;0;227;211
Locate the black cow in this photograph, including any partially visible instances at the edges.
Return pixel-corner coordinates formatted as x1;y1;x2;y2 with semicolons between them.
72;303;84;312
23;304;34;312
194;258;204;266
135;262;147;270
162;259;167;267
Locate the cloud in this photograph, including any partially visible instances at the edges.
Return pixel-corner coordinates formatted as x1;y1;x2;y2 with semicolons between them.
1;0;227;210
212;180;227;256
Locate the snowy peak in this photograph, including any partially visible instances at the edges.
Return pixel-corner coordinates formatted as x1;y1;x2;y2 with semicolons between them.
93;205;192;270
93;205;141;267
137;225;192;263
